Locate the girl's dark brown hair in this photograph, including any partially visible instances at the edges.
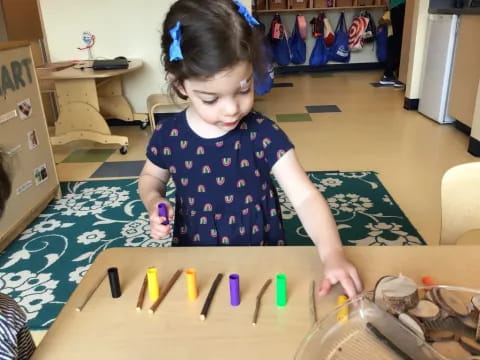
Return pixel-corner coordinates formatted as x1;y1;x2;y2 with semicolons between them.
161;0;264;99
0;152;12;218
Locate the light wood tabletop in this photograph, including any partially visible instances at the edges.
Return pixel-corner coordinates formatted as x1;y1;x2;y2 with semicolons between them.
36;59;143;80
31;245;480;359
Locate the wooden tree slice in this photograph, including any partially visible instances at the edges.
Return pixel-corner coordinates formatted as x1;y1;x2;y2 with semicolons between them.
408;300;440;321
459;336;480;355
380;276;419;314
425;290;435;303
429;287;446;309
425;330;455;342
472;295;480;313
373;275;395;308
431;341;472;359
460;315;478;330
398;313;425;340
437;289;470;317
477;316;480;342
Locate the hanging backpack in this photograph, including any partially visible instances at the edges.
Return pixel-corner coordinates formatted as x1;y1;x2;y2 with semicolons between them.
254;23;275;95
310;14;323;38
309;34;328;67
289;15;307;64
362;11;376;43
376;23;388;62
348;14;369;51
328;12;350;63
269;14;291;66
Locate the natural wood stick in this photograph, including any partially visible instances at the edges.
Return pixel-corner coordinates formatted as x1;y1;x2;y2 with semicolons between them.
136;275;148;311
149;269;182;314
252;278;272;326
309;280;317;325
200;273;224;321
76;272;107;312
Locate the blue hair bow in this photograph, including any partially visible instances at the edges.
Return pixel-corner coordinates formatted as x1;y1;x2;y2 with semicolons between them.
169;21;183;62
234;0;259;28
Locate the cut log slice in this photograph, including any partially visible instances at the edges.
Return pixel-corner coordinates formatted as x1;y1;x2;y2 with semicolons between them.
472;295;480;313
471;295;480;323
429;287;445;308
459;336;480;355
381;276;419;314
425;330;455;342
373;275;396;309
425;290;435;303
460;315;478;330
398;313;425;340
437;288;470;317
408;300;440;321
431;341;472;359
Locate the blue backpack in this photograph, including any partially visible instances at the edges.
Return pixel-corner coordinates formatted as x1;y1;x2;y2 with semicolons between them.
376;23;388;62
310;35;328;67
269;14;291;66
328;12;350;63
289;15;306;64
254;41;274;95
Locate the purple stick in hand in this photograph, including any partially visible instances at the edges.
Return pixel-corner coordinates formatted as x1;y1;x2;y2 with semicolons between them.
157;203;169;225
229;274;240;306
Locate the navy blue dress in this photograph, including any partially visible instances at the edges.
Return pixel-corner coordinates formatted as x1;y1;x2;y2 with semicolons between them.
146;110;294;246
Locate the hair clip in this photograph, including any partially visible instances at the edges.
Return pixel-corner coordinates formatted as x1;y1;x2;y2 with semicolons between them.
233;0;259;28
169;21;183;62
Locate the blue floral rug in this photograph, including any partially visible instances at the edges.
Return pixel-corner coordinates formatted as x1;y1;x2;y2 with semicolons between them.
0;171;424;330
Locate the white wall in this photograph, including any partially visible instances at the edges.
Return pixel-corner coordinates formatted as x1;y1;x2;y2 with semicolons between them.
257;9;385;65
38;0;252;113
405;0;429;100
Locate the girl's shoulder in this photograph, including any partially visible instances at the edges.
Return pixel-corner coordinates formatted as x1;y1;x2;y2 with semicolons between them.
243;111;281;132
152;111;186;134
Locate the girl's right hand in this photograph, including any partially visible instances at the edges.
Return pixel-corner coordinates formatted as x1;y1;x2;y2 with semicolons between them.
149;201;174;239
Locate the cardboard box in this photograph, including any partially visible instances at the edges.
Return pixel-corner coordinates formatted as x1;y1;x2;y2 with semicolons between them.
268;0;288;9
358;0;375;5
256;0;267;10
335;0;353;7
290;0;309;9
314;0;333;7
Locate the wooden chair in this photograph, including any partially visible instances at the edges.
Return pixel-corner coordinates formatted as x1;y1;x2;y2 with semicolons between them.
146;94;188;131
440;162;480;245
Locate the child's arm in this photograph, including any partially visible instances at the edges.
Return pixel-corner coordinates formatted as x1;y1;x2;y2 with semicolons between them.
272;149;363;298
138;159;173;239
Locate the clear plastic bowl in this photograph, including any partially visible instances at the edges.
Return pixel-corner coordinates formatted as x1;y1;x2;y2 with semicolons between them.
294;285;480;360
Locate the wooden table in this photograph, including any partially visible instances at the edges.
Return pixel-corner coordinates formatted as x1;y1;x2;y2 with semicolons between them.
31;246;480;359
37;59;147;154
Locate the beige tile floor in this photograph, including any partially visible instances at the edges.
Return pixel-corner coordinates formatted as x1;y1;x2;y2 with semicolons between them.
31;69;478;346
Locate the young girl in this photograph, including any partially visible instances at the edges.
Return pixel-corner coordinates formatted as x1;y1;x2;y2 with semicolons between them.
139;0;362;298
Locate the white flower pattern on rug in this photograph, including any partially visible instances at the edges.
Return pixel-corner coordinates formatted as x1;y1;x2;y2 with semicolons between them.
0;270;58;320
0;173;424;330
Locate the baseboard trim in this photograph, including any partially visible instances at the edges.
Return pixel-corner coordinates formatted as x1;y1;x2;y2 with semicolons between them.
274;62;383;75
468;136;480;157
454;120;471;135
403;97;419;110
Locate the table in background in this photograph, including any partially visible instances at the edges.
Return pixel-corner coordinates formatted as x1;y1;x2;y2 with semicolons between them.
31;246;480;359
37;59;147;154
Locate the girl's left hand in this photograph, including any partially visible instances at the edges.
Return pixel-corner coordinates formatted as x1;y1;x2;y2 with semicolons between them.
318;251;363;299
